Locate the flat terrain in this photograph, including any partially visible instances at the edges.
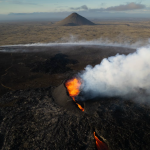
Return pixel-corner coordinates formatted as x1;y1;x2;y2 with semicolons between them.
0;45;135;97
0;20;150;46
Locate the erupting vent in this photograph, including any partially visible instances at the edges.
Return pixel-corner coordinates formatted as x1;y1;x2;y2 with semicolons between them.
65;77;109;150
65;78;84;111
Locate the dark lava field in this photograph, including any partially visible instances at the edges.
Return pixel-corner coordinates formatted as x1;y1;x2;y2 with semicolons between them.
0;45;150;150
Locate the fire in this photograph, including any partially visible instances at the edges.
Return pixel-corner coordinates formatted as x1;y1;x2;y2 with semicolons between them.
65;78;84;111
94;132;109;150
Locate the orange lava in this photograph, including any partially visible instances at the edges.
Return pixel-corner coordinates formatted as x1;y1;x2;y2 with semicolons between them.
94;132;109;150
65;78;81;98
76;102;84;112
65;78;84;111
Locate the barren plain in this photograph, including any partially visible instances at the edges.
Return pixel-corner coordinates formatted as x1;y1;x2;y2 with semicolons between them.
0;20;150;46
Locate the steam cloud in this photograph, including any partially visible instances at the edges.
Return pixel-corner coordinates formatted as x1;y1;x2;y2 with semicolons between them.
80;46;150;103
1;35;149;50
1;35;150;103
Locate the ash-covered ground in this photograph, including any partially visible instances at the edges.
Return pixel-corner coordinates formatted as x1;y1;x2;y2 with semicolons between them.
0;45;150;150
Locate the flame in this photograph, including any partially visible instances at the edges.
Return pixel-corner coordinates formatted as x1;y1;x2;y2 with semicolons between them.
94;132;109;150
65;78;84;111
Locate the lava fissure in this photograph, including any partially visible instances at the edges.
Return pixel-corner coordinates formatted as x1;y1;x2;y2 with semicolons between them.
94;132;109;150
65;78;84;111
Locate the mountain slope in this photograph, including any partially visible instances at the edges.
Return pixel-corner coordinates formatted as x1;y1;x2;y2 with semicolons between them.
55;13;95;26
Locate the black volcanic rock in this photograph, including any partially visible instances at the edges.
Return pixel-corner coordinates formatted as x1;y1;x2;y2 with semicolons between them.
0;88;93;150
28;53;78;74
0;45;135;97
55;12;95;26
1;45;149;149
0;84;150;150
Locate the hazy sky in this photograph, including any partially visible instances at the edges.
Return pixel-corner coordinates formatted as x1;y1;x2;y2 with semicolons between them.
0;0;150;21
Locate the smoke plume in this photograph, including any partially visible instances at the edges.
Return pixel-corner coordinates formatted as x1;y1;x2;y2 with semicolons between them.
80;46;150;103
1;35;149;49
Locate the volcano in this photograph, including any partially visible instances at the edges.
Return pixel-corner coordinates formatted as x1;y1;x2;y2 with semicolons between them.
0;82;149;150
55;12;95;26
0;45;150;150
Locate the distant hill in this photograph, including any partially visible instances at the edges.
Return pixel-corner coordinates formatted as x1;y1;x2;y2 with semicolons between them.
55;13;95;26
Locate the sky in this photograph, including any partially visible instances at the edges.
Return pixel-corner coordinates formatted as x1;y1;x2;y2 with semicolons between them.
0;0;150;21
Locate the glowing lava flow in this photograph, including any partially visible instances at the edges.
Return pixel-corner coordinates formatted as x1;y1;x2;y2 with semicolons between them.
65;78;84;111
94;132;109;150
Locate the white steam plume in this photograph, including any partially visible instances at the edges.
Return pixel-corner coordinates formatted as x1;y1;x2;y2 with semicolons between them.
1;35;149;49
80;46;150;102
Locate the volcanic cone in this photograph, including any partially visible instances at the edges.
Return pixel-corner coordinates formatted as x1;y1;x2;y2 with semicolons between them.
55;12;95;26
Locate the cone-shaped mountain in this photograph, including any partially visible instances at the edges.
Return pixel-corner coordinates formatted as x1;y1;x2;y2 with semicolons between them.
55;13;95;26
